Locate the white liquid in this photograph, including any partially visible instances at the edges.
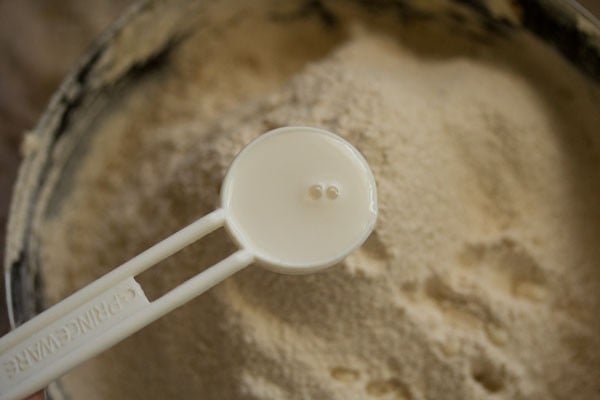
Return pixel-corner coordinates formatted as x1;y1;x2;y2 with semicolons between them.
221;127;377;271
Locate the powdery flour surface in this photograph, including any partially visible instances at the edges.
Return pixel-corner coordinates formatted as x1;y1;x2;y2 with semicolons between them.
39;4;600;400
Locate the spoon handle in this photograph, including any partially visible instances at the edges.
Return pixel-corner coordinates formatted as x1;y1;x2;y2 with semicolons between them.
0;209;253;400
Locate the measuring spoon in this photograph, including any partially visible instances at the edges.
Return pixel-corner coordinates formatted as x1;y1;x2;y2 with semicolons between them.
0;126;378;400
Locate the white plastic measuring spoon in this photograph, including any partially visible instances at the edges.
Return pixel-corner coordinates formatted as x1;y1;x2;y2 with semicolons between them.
0;126;377;400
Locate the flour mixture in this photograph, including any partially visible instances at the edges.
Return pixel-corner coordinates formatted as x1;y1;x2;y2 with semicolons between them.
36;1;600;399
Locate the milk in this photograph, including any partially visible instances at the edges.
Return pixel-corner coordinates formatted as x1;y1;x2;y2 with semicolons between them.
222;126;377;271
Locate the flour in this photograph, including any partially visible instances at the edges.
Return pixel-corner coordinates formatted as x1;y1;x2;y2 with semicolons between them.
39;2;600;399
